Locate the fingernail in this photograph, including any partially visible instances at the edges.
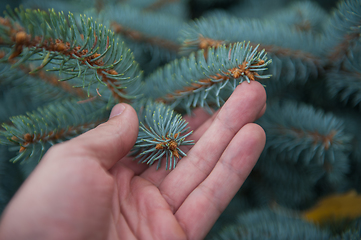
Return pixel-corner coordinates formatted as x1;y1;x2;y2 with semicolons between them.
109;104;126;119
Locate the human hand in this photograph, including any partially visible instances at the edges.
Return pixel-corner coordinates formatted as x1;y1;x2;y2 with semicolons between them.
0;81;266;240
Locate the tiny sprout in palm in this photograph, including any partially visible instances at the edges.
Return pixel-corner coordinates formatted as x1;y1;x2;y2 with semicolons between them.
133;102;194;170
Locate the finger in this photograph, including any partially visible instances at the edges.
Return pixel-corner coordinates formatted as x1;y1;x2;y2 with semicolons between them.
61;103;139;170
192;98;266;140
183;101;265;154
257;103;266;119
188;88;266;143
175;123;266;240
186;108;220;146
183;107;214;131
159;81;266;212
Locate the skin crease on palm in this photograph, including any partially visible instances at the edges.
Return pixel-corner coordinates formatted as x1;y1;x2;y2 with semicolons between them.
0;81;267;240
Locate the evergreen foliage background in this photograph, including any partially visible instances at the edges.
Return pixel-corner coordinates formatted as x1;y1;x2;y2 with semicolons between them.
1;0;361;238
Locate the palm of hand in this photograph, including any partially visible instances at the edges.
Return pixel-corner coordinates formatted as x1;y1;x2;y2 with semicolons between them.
0;82;266;240
109;159;187;240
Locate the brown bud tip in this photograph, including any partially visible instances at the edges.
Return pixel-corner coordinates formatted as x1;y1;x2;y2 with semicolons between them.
0;17;6;25
168;140;178;151
231;68;242;79
0;51;5;59
111;22;123;33
0;17;11;27
8;47;22;60
23;133;32;142
11;136;18;141
199;40;208;49
19;146;26;152
172;149;179;159
55;42;66;52
108;69;118;75
128;31;142;41
15;31;28;44
156;143;165;150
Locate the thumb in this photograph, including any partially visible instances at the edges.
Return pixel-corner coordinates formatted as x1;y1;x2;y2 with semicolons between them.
66;103;139;169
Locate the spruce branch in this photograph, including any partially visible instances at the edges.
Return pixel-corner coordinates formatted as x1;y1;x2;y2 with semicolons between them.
212;208;331;240
122;0;189;19
327;47;361;108
0;87;40;124
251;158;318;208
0;99;108;163
0;60;89;101
333;217;361;239
29;68;89;99
23;0;103;14
335;228;361;239
96;4;184;73
265;1;327;34
144;42;271;113
190;35;320;65
133;101;193;170
0;145;23;215
180;16;323;84
324;0;361;62
110;22;180;53
144;0;181;11
0;7;142;103
257;101;352;167
327;71;361;108
180;16;323;62
100;4;183;50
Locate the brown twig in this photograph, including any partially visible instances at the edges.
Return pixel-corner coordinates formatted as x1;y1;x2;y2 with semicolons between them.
328;33;359;63
194;35;322;65
12;120;105;152
144;0;180;11
111;22;180;52
156;59;265;103
281;127;338;150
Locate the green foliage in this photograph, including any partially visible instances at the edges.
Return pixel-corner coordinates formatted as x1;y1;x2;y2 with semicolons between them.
0;7;142;102
0;146;23;215
323;0;361;61
257;101;351;166
179;14;323;85
255;100;352;202
335;217;361;239
264;1;328;34
144;42;271;113
0;61;86;104
133;101;194;170
22;0;104;14
123;0;189;19
211;208;331;240
0;99;108;163
97;3;185;75
250;158;319;209
327;47;361;108
1;0;361;238
0;86;39;123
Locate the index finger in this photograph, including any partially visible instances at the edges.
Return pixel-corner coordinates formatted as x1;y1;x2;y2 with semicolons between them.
158;81;267;213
